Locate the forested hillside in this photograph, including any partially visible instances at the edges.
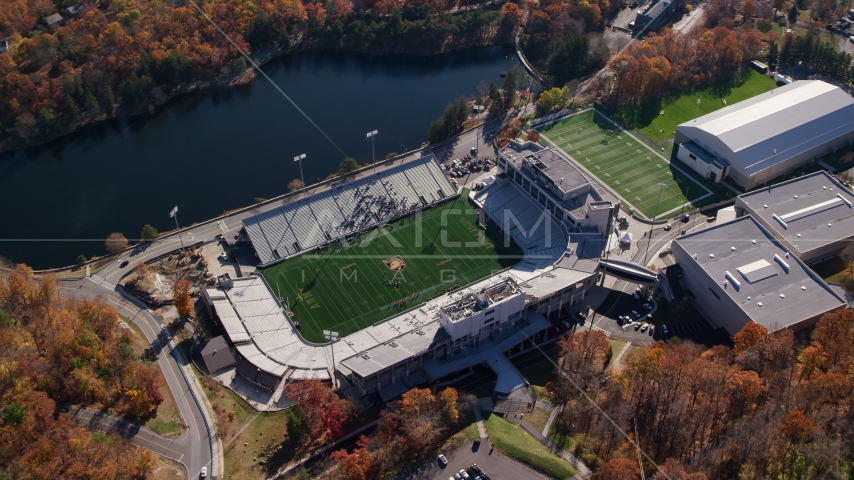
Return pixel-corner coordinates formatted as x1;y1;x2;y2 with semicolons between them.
0;265;160;478
547;311;854;479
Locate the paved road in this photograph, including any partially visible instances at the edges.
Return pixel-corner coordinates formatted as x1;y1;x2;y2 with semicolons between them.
59;279;214;479
68;406;188;463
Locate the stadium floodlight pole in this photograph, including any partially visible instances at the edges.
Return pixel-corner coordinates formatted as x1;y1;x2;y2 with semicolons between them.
694;98;701;121
642;183;667;266
294;153;307;197
169;206;185;251
367;130;378;174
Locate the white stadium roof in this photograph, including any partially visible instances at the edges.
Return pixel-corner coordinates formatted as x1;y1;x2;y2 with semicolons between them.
677;80;854;176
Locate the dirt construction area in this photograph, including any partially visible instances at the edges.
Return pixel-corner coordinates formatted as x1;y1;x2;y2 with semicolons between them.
120;246;215;302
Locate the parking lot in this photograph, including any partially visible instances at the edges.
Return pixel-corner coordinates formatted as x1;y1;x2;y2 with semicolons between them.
417;441;546;480
588;287;731;347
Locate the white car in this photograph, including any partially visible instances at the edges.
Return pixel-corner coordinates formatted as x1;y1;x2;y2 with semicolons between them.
200;467;207;478
438;454;448;466
641;323;649;332
460;470;471;479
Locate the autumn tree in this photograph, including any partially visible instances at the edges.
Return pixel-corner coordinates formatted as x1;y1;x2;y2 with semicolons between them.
173;279;193;317
285;378;353;444
537;86;569;111
598;457;640;480
288;178;305;192
134;261;150;280
439;387;459;425
732;321;768;355
105;232;129;253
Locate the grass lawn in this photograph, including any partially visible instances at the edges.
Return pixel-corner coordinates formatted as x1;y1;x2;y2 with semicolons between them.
223;410;291;479
538;110;714;218
526;407;552;433
617;70;777;144
448;409;481;443
754;18;784;38
258;189;523;343
609;339;627;363
123;318;186;437
483;412;577;480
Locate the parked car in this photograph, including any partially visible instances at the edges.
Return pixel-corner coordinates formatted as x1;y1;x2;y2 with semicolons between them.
642;303;652;310
641;323;649;332
707;216;715;222
438;454;448;466
460;470;471;479
634;322;642;331
662;324;669;335
648;325;655;335
632;292;640;300
631;310;641;319
200;467;207;478
470;464;483;474
562;320;571;329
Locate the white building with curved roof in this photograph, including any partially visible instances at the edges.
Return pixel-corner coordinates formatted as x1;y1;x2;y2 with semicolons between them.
675;80;854;190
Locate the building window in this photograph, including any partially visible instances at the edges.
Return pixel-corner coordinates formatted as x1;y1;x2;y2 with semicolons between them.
484;309;495;315
708;287;720;300
689;153;697;161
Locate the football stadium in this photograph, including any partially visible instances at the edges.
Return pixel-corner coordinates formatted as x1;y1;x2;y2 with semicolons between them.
201;152;636;407
257;189;523;343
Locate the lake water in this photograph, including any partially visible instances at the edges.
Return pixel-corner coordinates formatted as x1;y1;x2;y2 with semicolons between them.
0;46;520;269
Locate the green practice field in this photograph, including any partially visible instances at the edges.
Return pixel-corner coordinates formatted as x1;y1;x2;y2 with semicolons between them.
619;70;777;144
258;190;523;343
538;110;711;218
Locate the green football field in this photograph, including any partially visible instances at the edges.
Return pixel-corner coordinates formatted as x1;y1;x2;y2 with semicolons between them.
538;110;712;218
257;190;523;343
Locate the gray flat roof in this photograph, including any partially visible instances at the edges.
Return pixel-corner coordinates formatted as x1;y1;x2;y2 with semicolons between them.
501;142;589;193
674;216;844;331
737;171;854;255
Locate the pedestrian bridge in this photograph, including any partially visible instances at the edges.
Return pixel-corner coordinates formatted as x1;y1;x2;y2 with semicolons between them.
598;258;658;284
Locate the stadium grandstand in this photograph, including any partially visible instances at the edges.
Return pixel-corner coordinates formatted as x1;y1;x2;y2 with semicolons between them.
202;147;620;407
473;180;569;271
243;155;455;266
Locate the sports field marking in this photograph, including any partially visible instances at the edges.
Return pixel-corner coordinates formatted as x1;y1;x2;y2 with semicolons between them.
258;192;522;342
536;109;713;218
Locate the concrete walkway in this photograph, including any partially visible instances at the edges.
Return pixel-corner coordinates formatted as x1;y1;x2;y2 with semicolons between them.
609;341;632;374
473;408;488;439
510;417;592;479
541;404;562;438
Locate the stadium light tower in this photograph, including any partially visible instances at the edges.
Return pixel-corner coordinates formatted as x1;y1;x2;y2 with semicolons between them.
294;153;307;197
642;183;667;266
367;130;378;174
169;206;185;251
